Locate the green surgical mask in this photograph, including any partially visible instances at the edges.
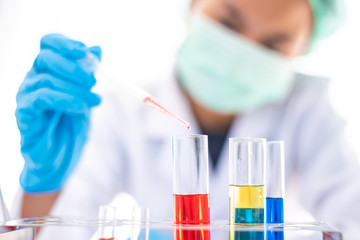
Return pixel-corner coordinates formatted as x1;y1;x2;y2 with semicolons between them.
176;13;294;114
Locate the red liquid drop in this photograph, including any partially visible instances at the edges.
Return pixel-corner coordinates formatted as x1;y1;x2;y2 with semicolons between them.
174;194;211;240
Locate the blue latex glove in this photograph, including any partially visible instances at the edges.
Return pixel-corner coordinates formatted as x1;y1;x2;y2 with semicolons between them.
15;34;101;193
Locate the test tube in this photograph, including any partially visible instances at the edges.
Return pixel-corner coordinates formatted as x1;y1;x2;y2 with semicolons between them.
172;134;211;240
229;138;266;240
0;187;11;222
266;141;285;240
131;207;150;240
98;205;116;240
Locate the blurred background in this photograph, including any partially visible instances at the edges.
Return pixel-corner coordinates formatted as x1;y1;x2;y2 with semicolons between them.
0;0;359;222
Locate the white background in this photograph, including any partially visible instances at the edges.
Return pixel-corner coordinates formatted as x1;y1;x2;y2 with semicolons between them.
0;0;359;218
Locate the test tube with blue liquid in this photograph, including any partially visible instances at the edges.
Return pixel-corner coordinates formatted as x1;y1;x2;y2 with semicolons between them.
266;141;285;240
229;138;266;240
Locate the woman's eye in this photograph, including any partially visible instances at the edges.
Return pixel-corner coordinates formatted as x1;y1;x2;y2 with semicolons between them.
264;43;280;51
263;35;290;53
263;40;286;52
219;18;237;31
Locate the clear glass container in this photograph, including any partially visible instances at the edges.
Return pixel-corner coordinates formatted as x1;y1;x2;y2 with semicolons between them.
267;141;285;240
172;134;211;239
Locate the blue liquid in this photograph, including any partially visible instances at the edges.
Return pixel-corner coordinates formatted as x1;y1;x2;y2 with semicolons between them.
266;198;284;223
233;208;264;240
266;198;284;240
266;230;284;240
234;208;264;223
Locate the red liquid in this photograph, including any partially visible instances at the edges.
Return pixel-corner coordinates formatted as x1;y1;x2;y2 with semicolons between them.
174;194;210;224
99;238;114;240
174;194;211;240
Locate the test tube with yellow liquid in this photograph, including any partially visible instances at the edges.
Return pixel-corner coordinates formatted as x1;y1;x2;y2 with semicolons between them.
229;138;266;240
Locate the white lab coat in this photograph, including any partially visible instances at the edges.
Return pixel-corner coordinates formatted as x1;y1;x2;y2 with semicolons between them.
35;72;360;239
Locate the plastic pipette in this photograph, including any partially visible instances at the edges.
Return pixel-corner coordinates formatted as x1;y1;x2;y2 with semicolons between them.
82;54;191;131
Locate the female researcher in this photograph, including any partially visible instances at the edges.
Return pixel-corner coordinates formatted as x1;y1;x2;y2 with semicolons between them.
15;0;360;239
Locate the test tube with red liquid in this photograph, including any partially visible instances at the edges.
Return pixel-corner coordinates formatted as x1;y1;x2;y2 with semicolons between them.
98;205;116;240
172;134;211;240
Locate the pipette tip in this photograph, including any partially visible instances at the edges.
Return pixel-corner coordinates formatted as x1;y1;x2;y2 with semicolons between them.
142;96;191;131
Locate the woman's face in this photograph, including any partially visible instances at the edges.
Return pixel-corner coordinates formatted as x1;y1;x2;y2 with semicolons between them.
191;0;313;56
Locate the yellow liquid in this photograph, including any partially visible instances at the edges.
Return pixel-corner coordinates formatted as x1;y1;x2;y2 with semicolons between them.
229;185;264;224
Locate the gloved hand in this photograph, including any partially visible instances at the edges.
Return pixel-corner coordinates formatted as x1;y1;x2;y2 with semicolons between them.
15;34;101;193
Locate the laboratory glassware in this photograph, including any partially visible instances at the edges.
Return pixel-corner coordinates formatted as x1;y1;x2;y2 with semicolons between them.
1;217;344;240
131;207;150;240
172;134;210;240
0;187;10;223
266;141;285;240
229;137;266;240
98;205;116;240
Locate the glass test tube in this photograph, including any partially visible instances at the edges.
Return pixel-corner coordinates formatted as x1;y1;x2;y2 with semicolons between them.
266;141;285;240
131;207;150;240
0;187;11;222
229;138;266;240
98;205;116;240
172;134;211;240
